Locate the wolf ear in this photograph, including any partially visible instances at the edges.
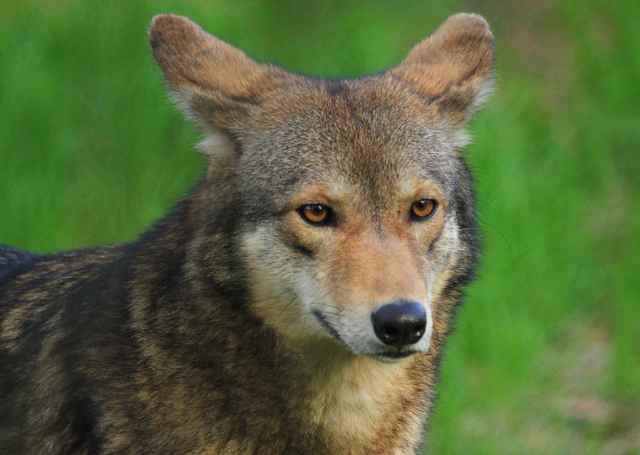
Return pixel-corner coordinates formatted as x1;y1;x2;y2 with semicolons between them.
149;15;290;153
389;13;495;125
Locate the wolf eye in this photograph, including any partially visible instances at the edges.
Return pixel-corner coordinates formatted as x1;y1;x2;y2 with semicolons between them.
300;204;333;225
410;199;437;221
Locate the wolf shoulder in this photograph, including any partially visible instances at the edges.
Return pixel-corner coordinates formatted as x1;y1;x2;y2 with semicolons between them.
0;243;129;350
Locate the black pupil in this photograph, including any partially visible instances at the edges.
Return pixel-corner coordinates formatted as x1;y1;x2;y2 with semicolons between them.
414;200;434;217
310;205;324;216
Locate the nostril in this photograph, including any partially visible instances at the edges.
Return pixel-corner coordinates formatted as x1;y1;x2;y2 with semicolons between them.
381;326;400;344
408;322;426;344
372;301;427;348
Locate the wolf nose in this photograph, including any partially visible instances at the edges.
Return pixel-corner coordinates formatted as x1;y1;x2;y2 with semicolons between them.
371;301;427;348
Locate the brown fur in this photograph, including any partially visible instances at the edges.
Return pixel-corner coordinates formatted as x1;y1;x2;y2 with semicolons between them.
0;13;494;454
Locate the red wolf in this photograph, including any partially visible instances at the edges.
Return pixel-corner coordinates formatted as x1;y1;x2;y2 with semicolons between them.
0;13;494;454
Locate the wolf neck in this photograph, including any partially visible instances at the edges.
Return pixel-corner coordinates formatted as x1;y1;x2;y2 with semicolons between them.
298;341;428;448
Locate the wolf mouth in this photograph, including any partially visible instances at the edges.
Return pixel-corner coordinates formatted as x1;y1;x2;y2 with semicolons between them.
374;350;417;361
312;309;420;361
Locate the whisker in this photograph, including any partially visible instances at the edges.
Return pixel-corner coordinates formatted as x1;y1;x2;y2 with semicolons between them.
476;216;513;254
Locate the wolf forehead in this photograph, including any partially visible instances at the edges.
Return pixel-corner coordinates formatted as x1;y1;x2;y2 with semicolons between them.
230;80;465;205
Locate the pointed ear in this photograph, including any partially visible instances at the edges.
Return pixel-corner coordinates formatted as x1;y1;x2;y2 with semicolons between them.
389;13;495;125
149;15;290;137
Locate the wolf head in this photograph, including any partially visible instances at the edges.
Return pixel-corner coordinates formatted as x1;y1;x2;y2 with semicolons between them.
150;14;494;363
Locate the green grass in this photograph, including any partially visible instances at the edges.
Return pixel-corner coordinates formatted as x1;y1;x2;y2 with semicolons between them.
1;0;639;453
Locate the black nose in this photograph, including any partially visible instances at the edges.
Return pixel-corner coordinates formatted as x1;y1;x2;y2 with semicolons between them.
371;301;427;348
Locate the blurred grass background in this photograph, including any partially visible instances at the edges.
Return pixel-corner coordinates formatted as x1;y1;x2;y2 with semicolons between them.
1;0;638;453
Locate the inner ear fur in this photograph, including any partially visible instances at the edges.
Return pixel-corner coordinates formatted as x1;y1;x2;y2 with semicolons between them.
389;13;495;125
149;14;292;134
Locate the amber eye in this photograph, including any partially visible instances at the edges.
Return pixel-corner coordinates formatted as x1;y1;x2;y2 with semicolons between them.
300;204;333;225
410;199;437;220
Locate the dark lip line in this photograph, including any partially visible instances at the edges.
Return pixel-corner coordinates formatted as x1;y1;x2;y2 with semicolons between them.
311;309;346;346
374;350;417;359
